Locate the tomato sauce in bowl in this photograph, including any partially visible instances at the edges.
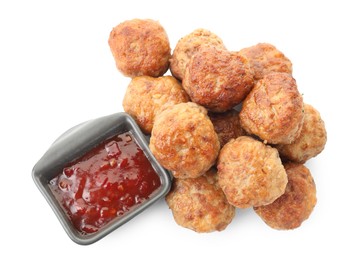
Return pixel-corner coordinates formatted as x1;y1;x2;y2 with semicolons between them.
49;131;161;234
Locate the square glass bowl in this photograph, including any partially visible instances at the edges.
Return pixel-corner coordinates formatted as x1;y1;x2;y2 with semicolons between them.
32;113;172;245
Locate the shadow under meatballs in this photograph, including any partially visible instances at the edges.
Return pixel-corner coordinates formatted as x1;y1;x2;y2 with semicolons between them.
231;207;257;227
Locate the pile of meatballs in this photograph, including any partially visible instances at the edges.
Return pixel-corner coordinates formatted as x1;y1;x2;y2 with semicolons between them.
108;19;327;232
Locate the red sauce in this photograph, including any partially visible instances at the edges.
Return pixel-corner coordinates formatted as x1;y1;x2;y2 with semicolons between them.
49;132;161;234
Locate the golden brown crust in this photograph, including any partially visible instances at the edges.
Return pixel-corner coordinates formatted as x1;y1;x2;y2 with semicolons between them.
149;102;220;178
239;72;304;144
217;136;287;208
166;168;235;232
208;109;246;148
122;76;190;134
170;28;225;80
108;19;171;77
239;43;293;81
276;104;327;163
254;163;317;230
183;46;254;112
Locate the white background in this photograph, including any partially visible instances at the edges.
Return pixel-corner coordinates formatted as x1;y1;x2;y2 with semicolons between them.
1;0;360;259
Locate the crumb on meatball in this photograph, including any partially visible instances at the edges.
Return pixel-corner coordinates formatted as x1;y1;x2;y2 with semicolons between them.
217;136;287;208
170;28;225;80
208;109;246;147
122;76;189;134
239;72;304;144
166;168;235;232
150;102;220;178
276;104;327;163
108;19;171;77
239;43;293;81
254;163;317;230
183;46;254;112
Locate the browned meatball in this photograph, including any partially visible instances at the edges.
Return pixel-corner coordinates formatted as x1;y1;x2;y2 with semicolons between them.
108;19;171;77
183;46;254;112
276;104;327;163
254;163;317;230
166;168;235;232
217;136;287;208
239;72;304;144
122;76;189;134
239;43;293;81
208;109;246;147
150;102;220;178
170;28;225;81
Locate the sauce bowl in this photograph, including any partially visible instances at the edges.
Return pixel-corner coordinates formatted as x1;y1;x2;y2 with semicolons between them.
32;113;172;245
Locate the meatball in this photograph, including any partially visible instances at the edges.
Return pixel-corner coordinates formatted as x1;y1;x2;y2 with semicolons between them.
239;72;304;144
254;163;317;230
239;43;293;81
108;19;171;77
183;46;254;112
217;136;287;208
208;109;246;148
170;28;225;81
276;104;327;163
150;102;220;178
166;168;235;232
122;76;189;134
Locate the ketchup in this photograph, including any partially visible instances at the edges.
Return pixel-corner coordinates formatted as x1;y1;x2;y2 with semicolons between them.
49;132;161;234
